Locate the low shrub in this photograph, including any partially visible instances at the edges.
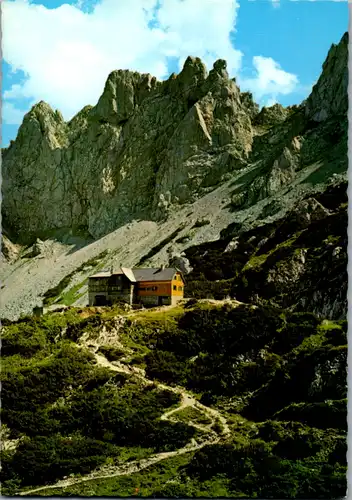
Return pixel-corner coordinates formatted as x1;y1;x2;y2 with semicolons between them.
1;435;117;487
273;400;347;431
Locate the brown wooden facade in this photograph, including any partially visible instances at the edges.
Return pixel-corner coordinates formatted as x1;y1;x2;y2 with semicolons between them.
88;268;184;307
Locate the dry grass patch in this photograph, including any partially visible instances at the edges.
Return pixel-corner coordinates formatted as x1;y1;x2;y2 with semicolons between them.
131;305;185;327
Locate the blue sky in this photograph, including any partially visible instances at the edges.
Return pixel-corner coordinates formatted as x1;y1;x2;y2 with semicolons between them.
2;0;348;147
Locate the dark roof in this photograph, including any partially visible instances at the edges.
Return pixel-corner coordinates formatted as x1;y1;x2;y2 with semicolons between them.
89;267;184;283
132;267;180;282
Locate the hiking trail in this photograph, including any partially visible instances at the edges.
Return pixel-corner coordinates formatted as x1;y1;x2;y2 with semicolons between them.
20;346;230;496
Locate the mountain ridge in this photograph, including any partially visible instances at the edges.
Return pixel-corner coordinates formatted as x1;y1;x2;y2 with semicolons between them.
0;31;348;322
2;32;347;242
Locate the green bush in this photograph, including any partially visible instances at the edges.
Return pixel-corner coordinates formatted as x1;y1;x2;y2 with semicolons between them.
273;400;347;431
271;312;320;354
145;350;189;386
186;440;272;481
65;314;102;342
186;439;347;499
1;314;67;357
48;384;188;451
1;345;96;429
1;324;48;357
1;435;117;487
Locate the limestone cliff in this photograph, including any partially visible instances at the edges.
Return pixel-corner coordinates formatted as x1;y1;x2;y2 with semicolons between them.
2;56;254;241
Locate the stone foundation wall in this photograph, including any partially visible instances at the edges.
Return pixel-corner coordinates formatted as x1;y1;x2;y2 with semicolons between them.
109;292;133;305
89;289;178;307
171;295;182;306
161;296;172;306
139;295;160;306
138;295;174;306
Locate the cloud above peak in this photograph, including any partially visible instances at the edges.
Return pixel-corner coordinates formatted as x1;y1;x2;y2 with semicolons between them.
240;56;299;103
2;0;299;127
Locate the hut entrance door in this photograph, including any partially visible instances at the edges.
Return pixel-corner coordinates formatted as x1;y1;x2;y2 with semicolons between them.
94;295;107;306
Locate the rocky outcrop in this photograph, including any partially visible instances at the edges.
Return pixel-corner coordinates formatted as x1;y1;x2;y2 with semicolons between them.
290;197;331;229
1;235;20;262
91;70;161;125
253;103;289;127
240;92;259;121
167;248;193;275
185;181;348;320
305;32;348;122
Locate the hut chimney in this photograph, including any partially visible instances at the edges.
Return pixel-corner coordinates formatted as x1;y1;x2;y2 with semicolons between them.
110;266;114;275
161;264;165;271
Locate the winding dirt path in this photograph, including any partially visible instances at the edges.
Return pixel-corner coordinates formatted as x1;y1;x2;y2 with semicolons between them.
20;350;230;496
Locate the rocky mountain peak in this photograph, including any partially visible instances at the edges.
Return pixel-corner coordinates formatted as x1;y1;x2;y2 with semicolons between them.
253;103;289;127
305;31;348;122
92;69;160;125
212;58;229;78
11;100;67;153
180;55;208;82
239;92;259;121
21;100;64;130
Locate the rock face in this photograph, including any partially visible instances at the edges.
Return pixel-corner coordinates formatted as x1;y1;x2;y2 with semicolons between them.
167;249;193;275
305;32;348;123
1;235;20;262
1;33;348;251
185;181;348;320
2;57;253;241
253;103;289;127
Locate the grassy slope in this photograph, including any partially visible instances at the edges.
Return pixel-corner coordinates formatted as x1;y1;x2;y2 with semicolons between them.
0;301;347;498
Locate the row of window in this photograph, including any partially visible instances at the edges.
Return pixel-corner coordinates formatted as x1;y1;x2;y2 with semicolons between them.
138;285;184;292
91;284;184;293
89;286;108;292
90;286;123;292
139;286;158;291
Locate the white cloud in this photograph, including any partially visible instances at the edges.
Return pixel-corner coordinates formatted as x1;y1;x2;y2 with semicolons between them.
239;55;298;104
2;0;300;127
